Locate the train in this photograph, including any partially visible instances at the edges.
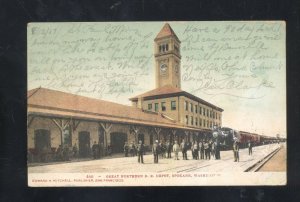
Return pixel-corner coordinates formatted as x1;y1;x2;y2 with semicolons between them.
211;127;286;150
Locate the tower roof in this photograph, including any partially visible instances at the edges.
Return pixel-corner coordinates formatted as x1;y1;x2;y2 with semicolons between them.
155;23;180;42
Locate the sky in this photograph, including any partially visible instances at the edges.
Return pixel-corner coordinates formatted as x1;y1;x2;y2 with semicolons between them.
28;21;286;137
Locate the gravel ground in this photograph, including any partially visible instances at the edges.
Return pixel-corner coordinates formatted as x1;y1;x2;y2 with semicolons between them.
258;143;286;172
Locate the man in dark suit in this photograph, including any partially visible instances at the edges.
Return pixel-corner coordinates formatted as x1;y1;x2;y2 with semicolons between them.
152;140;160;163
137;140;144;163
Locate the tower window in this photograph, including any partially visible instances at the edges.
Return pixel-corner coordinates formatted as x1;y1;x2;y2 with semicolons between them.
171;101;176;110
161;102;166;111
155;103;159;112
159;43;169;53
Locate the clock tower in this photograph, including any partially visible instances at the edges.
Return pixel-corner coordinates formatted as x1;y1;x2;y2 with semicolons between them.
154;23;181;89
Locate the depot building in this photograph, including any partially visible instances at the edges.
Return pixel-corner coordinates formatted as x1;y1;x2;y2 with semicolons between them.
27;23;223;160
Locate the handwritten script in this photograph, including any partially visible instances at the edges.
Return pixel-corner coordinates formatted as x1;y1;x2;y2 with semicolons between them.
28;22;285;102
180;22;284;99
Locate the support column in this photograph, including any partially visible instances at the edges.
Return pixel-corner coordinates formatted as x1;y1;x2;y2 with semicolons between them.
154;127;161;141
51;118;70;145
99;122;113;149
27;115;36;128
71;119;81;145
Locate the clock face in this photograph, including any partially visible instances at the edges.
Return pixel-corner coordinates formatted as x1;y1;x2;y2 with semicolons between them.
160;63;167;73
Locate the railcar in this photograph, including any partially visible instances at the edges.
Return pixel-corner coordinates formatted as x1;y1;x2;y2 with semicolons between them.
217;127;280;150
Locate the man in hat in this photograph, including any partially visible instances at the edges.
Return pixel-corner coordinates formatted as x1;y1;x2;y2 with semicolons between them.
248;141;253;156
124;141;129;157
137;140;144;163
180;140;188;160
152;140;160;163
173;140;180;160
233;139;239;162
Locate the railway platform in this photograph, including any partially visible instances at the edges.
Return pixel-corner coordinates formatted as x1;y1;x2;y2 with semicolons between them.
28;143;284;173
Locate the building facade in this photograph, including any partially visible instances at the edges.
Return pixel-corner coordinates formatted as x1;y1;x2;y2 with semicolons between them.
130;23;223;129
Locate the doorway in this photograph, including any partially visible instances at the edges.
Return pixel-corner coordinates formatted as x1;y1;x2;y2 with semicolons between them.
110;132;127;153
79;131;90;157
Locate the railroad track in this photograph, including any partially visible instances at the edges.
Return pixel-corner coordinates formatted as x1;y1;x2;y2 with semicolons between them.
244;145;282;172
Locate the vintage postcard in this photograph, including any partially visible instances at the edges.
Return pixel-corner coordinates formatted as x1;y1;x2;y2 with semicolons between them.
27;21;286;186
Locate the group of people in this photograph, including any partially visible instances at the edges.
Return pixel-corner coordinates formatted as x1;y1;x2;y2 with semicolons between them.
128;139;222;164
232;140;254;162
130;139;255;164
123;141;140;157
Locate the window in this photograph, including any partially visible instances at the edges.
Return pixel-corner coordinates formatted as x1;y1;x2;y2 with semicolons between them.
199;107;202;115
185;115;189;125
195;105;198;113
200;118;202;127
207;120;209;127
148;103;152;111
203;108;206;116
171;101;176;110
195;118;198;126
210;121;212;128
203;119;206;127
216;113;218;119
161;102;166;111
185;101;188;111
191;116;194;125
190;103;193;112
155;103;159;112
159;43;169;53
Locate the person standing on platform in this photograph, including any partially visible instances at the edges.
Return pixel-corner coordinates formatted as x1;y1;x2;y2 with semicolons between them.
124;142;129;157
233;139;239;162
72;143;78;158
248;141;253;155
166;140;172;158
173;140;180;160
129;142;135;157
180;140;188;160
199;141;204;159
92;141;98;159
193;141;199;160
137;140;144;163
204;141;210;160
152;140;160;163
215;141;221;160
159;141;166;159
210;140;215;159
